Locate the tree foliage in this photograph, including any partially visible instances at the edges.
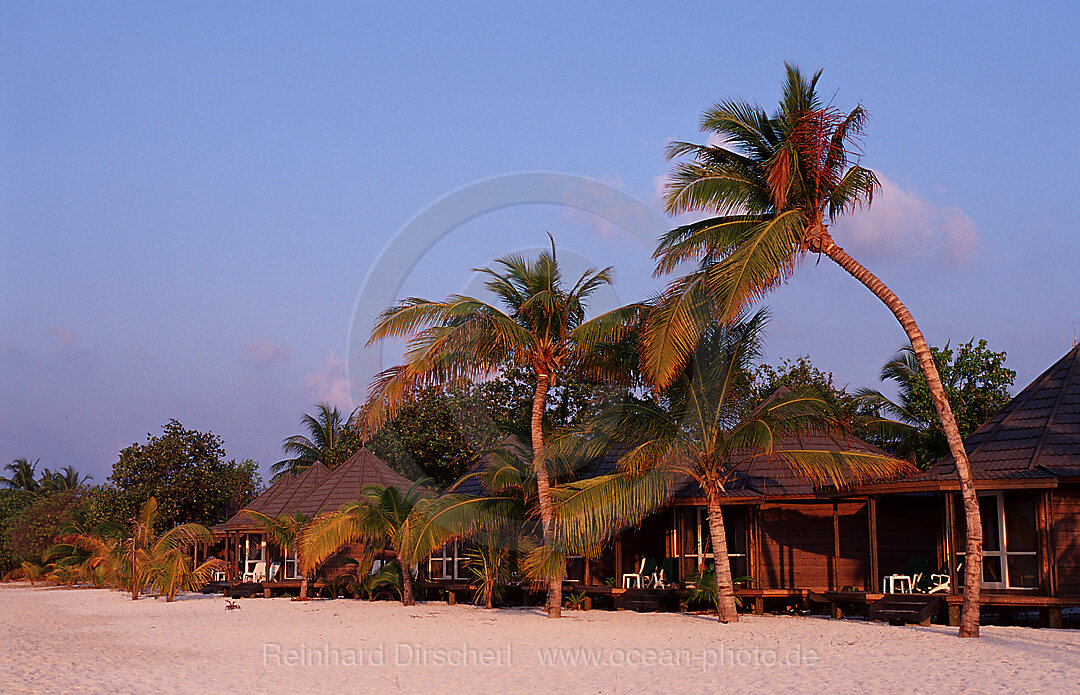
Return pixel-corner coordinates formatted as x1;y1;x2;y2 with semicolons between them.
0;490;36;572
368;366;629;489
105;420;262;529
6;489;87;562
859;339;1015;468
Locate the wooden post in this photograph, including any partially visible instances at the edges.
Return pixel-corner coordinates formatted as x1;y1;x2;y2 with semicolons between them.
1047;490;1058;596
1041;606;1063;629
615;535;623;586
831;502;840;591
868;497;879;594
944;494;957;594
1038;490;1055;596
947;602;962;627
751;507;760;587
675;507;685;583
752;505;763;588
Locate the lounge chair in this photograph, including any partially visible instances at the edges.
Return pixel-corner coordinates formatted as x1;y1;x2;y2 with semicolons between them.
651;558;677;589
267;562;281;582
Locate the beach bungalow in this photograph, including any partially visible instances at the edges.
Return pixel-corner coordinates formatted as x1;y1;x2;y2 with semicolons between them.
852;343;1080;624
421;346;1080;624
205;447;425;593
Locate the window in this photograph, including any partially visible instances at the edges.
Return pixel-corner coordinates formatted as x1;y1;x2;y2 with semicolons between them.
283;547;299;580
957;492;1039;590
429;542;462;580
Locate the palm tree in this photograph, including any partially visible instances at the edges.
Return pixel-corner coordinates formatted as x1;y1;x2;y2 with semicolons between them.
244;510;316;599
588;312;912;622
59;497;223;600
272;404;355;479
39;465;92;493
362;238;641;617
302;482;430;606
400;435;671;611
1;458;41;493
653;64;985;637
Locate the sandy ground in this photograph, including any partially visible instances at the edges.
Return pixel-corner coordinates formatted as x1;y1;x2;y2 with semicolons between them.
2;584;1078;694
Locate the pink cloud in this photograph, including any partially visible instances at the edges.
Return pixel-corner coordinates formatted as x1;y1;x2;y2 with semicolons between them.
833;173;978;267
49;326;76;348
303;351;352;410
242;337;291;365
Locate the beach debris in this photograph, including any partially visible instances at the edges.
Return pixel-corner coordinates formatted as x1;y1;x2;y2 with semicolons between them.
225;599;241;611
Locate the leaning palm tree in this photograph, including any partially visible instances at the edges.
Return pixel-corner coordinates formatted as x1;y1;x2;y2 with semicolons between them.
1;458;41;493
302;482;430;606
362;238;642;618
590;311;912;622
653;64;985;636
272;404;355;479
244;510;316;599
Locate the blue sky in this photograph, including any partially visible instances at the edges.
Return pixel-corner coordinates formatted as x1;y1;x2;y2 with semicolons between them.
3;2;1078;484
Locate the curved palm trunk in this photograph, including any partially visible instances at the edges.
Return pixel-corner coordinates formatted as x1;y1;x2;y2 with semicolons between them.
706;491;739;623
822;238;982;638
400;559;416;606
531;372;562;618
299;575;309;600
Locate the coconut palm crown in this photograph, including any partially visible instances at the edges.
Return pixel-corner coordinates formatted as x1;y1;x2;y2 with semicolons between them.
301;481;431;607
362;237;643;618
652;63;985;637
272;404;355;479
585;310;914;622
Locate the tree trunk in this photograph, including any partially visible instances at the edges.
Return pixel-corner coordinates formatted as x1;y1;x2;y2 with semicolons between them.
823;237;982;638
300;575;309;600
400;559;416;606
131;549;140;600
531;371;562;618
706;491;739;623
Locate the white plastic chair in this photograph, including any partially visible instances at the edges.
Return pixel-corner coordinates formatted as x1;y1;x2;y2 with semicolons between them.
622;558;647;588
267;562;281;582
242;561;266;583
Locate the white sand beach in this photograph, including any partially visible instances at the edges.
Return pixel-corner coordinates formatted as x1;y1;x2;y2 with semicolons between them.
2;584;1078;695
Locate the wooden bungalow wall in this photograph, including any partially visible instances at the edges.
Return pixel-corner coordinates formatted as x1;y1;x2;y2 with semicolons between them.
757;501;869;591
1052;485;1080;596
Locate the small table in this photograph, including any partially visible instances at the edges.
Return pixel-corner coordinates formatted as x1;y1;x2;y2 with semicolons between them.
622;574;642;588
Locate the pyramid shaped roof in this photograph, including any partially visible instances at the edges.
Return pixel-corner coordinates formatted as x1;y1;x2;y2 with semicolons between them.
929;344;1080;481
214;448;430;533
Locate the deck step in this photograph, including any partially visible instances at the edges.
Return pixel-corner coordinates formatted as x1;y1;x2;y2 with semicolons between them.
869;595;942;625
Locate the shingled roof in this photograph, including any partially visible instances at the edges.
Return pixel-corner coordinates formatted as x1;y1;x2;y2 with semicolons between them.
214;447;430;533
447;435;532;497
448;425;897;501
588;428;899;500
927;344;1080;481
